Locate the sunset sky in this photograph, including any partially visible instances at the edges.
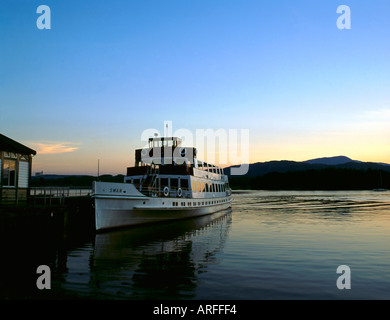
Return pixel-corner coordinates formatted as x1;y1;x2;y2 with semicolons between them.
1;0;389;175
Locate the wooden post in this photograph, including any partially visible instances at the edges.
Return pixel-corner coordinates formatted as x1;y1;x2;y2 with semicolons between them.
15;154;20;205
0;151;3;204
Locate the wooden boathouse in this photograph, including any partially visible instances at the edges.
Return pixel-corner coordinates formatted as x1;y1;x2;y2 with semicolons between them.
0;133;36;204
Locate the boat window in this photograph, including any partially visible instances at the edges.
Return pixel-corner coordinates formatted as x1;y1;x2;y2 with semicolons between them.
171;178;179;189
160;178;168;187
180;179;188;189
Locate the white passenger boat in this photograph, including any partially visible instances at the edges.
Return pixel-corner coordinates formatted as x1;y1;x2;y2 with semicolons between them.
92;136;232;232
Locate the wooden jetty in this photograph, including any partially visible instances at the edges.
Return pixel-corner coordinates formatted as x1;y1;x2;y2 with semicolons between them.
0;187;95;241
0;134;96;241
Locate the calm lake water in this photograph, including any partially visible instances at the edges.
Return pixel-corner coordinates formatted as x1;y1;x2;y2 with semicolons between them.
1;190;390;300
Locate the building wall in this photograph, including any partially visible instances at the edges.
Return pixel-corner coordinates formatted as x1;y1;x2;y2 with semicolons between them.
0;151;33;204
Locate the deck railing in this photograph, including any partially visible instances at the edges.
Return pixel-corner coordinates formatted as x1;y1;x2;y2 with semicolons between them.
136;185;192;198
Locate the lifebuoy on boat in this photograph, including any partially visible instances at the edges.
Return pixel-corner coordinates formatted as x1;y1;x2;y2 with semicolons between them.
141;148;148;157
163;186;170;197
177;188;183;197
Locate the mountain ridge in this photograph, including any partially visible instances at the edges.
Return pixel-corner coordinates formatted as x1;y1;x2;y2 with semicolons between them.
226;156;390;177
303;155;356;165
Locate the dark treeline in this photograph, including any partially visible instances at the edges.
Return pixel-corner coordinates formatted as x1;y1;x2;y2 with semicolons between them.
30;169;389;191
31;174;125;187
229;168;390;190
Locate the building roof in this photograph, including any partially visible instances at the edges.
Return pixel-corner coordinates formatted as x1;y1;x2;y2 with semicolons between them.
0;133;37;155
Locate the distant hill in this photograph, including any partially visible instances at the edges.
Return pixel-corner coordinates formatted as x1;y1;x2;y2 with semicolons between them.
226;156;390;190
375;162;390;167
227;160;326;177
303;156;357;165
225;156;390;177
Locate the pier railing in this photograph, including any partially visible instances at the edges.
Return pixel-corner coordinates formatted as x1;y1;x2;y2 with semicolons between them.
29;187;92;205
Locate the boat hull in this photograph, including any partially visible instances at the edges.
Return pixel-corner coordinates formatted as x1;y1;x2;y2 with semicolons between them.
93;182;232;232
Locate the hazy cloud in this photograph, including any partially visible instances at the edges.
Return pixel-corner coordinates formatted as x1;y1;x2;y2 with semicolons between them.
32;142;81;154
359;108;390;120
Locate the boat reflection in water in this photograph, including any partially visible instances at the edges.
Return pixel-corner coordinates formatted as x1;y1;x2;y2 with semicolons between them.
58;208;232;299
